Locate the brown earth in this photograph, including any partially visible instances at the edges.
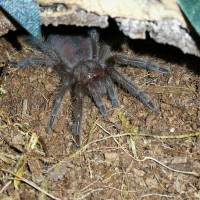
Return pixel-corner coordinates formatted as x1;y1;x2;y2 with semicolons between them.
0;26;199;200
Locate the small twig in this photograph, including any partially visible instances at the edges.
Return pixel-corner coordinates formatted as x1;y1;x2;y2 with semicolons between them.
141;193;175;198
48;132;134;172
96;122;135;160
23;82;48;102
96;123;200;177
1;169;60;200
0;181;12;193
142;157;199;177
73;188;103;200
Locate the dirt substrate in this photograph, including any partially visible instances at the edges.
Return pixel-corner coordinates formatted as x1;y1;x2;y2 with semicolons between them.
0;26;200;200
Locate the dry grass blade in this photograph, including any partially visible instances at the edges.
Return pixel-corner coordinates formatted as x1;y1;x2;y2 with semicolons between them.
1;169;60;200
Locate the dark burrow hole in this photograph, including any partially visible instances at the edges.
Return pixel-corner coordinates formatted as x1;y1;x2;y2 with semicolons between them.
2;18;200;77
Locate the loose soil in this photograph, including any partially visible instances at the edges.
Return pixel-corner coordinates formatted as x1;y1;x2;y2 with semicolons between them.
0;26;199;200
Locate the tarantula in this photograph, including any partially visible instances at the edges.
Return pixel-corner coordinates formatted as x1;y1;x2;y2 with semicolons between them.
11;30;170;147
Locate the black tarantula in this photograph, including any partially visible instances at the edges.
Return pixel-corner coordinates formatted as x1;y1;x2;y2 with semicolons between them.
12;29;170;147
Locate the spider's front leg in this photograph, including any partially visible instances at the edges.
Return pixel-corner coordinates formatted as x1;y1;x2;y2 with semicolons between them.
88;81;108;116
109;54;170;74
103;74;118;107
109;68;158;112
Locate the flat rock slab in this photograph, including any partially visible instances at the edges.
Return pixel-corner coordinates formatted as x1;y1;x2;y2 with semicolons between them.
1;0;200;57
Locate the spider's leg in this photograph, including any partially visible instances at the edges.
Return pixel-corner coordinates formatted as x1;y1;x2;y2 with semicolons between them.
24;36;56;58
98;44;111;63
109;54;170;74
104;74;118;107
109;69;158;112
89;29;99;59
72;83;84;147
88;81;108;116
46;78;70;132
10;57;56;68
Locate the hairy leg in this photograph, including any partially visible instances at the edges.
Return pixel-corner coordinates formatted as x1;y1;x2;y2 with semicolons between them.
89;29;99;59
88;81;108;116
98;44;111;64
109;54;170;74
109;68;158;112
24;36;56;59
10;57;56;68
46;79;70;132
104;74;118;107
72;83;84;147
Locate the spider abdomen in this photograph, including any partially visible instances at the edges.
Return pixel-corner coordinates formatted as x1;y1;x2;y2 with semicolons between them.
47;34;93;68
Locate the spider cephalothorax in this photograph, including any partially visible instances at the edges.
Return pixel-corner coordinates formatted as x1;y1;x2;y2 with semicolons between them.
11;29;170;146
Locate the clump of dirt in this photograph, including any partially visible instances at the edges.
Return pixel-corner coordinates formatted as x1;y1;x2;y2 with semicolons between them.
0;26;199;200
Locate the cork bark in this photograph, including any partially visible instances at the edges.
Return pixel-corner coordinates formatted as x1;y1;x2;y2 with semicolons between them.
1;0;200;57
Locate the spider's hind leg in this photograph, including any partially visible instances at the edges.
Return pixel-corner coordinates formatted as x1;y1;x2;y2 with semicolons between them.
9;57;56;68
